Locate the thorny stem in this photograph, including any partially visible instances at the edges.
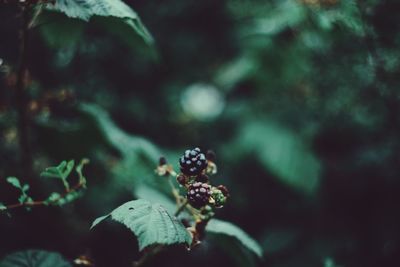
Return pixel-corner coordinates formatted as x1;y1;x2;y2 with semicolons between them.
15;3;33;177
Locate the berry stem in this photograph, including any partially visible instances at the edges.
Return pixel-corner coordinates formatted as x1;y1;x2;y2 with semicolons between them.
1;178;86;213
174;199;188;217
168;177;182;204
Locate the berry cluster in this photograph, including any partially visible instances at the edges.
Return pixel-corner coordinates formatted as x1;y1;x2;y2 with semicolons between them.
155;148;229;246
177;147;228;210
156;147;229;210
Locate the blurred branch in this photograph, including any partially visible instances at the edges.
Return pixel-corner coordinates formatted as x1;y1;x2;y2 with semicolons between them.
1;159;89;214
15;3;32;177
1;180;86;212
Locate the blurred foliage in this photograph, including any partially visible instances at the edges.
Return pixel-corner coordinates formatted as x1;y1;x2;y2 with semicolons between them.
0;250;71;267
1;0;400;266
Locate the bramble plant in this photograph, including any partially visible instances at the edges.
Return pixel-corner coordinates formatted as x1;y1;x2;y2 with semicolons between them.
90;148;262;266
0;1;262;266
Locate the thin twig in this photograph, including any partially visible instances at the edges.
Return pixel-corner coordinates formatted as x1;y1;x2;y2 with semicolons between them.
1;180;86;212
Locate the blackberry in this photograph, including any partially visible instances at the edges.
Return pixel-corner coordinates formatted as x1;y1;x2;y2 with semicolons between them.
179;147;208;176
187;182;212;209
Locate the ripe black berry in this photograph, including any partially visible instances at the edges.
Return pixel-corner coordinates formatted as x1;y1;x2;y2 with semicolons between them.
179;147;208;176
187;182;212;209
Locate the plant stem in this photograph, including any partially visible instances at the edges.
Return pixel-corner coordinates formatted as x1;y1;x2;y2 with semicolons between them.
168;177;181;203
1;179;86;213
16;3;33;177
174;199;188;217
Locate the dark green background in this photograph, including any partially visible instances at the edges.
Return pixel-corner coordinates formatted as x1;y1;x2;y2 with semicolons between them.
1;0;400;266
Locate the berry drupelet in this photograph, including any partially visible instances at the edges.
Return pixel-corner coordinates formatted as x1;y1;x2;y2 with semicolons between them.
187;182;212;209
179;148;208;176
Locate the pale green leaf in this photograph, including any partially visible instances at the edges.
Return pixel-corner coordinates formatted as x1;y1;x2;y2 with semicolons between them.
91;199;192;250
0;250;71;267
41;160;75;180
0;202;6;211
76;158;89;185
206;219;263;258
6;177;22;189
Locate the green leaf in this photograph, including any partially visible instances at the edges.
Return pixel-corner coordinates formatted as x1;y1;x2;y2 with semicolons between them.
76;158;89;186
0;250;72;267
134;185;177;215
41;160;75;180
0;202;6;211
38;11;85;48
80;103;168;194
44;0;154;46
206;219;263;258
80;104;160;160
238;122;321;194
91;199;192;250
208;234;258;267
6;177;22;189
45;192;62;205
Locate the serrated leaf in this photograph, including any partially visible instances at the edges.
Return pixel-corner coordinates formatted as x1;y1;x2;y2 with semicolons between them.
44;0;153;46
91;199;192;250
134;185;177;215
6;177;22;189
0;250;71;267
206;219;263;258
